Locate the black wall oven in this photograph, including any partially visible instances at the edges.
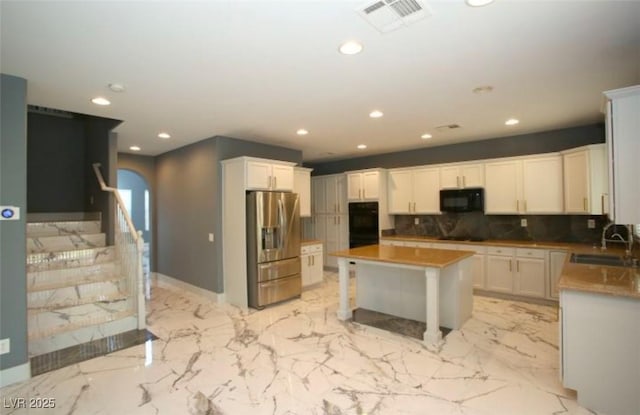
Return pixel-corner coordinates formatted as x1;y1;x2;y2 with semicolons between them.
348;202;379;248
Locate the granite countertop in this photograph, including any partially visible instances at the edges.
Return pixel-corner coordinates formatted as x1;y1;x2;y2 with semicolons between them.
301;239;323;246
383;235;640;299
330;244;474;269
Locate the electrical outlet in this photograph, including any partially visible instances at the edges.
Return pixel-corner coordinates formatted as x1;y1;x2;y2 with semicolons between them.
0;338;10;355
587;219;595;229
208;233;214;242
414;218;419;225
520;218;528;227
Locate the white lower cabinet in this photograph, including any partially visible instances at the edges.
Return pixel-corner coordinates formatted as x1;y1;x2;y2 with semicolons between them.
486;251;515;293
514;257;546;297
301;243;323;287
457;244;487;290
548;251;567;299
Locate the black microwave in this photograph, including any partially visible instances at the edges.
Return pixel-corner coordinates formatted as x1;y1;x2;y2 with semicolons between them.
440;188;484;213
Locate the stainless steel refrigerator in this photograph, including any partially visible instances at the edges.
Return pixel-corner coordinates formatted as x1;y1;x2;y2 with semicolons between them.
247;191;301;309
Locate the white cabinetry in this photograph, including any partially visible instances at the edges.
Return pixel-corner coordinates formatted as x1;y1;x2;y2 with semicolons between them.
604;85;640;224
562;145;607;215
486;247;515;293
245;159;294;191
456;244;487;290
312;174;346;215
310;174;349;268
293;167;312;217
301;243;323;287
347;169;382;201
440;163;484;189
486;246;546;298
485;155;563;214
548;251;567;299
388;167;440;214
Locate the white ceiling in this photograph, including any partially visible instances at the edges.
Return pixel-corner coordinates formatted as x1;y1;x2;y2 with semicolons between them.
1;1;639;162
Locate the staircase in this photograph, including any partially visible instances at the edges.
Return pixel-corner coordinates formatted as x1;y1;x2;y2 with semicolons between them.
26;213;140;356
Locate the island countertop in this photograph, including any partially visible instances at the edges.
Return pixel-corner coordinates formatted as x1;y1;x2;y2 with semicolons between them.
330;244;474;269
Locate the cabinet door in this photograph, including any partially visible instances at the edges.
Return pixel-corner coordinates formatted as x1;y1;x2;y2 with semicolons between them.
514;258;546;298
522;156;563;213
461;164;484;188
314;215;327;245
325;177;339;214
388;170;413;213
294;169;311;217
486;255;514;293
312;177;326;214
413;167;440;213
271;164;293;191
335;175;347;214
301;254;312;287
549;251;567;299
362;171;379;200
471;254;486;289
310;252;324;284
485;160;521;214
563;151;589;213
246;161;273;190
440;165;461;189
347;173;362;201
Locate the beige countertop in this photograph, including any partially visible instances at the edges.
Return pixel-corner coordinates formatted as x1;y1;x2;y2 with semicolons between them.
301;239;323;247
329;244;474;269
383;235;640;299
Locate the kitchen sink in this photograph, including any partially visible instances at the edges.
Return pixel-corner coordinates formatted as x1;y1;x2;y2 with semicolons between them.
569;253;628;267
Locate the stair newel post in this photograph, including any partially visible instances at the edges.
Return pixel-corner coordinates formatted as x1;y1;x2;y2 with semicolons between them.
136;230;146;329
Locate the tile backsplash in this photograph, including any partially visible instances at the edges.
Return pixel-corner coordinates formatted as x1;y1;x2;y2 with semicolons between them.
389;213;609;245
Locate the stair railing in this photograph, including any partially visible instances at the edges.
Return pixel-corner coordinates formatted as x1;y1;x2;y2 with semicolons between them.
92;163;145;330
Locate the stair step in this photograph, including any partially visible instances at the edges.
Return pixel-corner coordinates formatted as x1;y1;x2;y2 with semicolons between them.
28;280;127;309
27;262;119;291
27;246;117;272
27;233;106;254
27;220;101;237
28;299;133;341
28;315;138;357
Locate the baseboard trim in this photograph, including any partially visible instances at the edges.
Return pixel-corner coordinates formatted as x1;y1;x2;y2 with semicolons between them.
0;361;31;388
152;272;224;303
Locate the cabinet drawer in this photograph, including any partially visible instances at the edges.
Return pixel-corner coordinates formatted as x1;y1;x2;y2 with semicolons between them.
301;244;323;255
516;248;546;259
487;246;516;256
432;242;459;251
457;244;487;254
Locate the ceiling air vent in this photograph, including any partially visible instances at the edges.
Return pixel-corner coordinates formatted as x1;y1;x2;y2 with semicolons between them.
435;124;462;132
358;0;432;33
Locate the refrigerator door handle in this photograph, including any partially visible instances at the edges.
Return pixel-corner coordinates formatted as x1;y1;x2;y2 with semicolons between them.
278;198;286;250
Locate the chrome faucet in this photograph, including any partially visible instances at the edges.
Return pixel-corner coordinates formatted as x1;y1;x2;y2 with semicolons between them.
601;222;634;255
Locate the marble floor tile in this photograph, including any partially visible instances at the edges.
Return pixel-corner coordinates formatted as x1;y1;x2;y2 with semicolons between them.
1;271;602;415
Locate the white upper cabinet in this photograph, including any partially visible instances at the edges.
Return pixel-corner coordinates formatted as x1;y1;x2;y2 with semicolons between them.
485;160;521;214
388;167;440;214
604;85;640;224
245;159;294;191
522;155;563;214
312;174;347;215
562;145;607;215
347;169;381;201
485;154;563;214
293;167;313;217
440;163;484;189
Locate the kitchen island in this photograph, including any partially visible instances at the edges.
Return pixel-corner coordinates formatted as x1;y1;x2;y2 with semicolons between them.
330;244;474;345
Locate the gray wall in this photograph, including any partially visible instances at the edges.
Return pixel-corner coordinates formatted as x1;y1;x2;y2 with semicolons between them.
27;112;86;212
0;74;28;372
155;135;302;293
118;153;157;271
306;124;605;175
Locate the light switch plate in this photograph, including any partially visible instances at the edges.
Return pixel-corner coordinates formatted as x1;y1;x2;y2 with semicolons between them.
520;218;528;227
587;219;595;229
0;338;10;355
208;233;214;242
414;218;419;225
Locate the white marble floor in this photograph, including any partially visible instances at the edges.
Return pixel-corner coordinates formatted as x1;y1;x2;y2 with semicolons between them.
1;272;600;415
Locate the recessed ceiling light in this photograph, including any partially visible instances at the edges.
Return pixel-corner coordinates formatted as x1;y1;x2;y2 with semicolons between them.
108;83;125;92
357;144;367;149
91;97;111;106
472;85;494;94
421;133;432;139
158;132;171;139
129;146;141;151
296;129;309;136
369;110;384;118
466;0;495;7
339;41;363;55
505;118;520;126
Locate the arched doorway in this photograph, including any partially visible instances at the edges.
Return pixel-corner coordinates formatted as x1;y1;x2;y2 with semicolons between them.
117;169;152;292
